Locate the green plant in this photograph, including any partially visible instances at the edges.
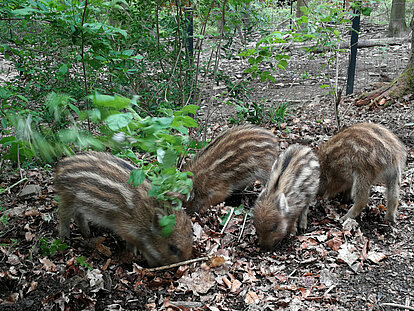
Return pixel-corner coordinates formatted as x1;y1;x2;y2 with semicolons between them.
39;238;68;256
0;238;18;249
230;101;265;125
90;93;198;206
0;205;10;227
268;102;289;125
75;256;92;270
229;100;289;126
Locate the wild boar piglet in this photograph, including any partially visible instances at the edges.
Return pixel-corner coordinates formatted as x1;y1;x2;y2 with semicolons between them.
55;152;193;267
317;122;406;224
253;144;320;251
184;125;280;214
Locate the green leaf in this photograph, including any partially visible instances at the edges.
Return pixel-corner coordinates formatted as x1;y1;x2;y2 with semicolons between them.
105;113;133;131
171;116;198;128
58;64;68;75
92;93;131;109
159;214;176;237
0;87;10;99
238;48;256;57
157;148;177;168
128;169;145;187
157;148;165;163
0;136;17;145
147;185;160;197
16;95;29;104
277;59;288;70
7;141;35;162
12;7;38;15
122;49;134;56
68;103;80;115
361;7;372;16
180;105;199;115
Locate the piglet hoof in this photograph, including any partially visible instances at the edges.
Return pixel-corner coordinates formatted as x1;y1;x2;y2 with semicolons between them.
384;213;396;225
340;214;352;223
342;218;359;231
298;220;308;231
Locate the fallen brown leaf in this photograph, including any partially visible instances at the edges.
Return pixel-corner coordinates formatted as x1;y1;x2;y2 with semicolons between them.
245;291;260;304
326;237;343;251
39;257;56;272
27;281;38;294
208;256;226;268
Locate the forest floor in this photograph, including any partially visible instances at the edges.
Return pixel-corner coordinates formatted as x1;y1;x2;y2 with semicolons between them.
1;22;414;311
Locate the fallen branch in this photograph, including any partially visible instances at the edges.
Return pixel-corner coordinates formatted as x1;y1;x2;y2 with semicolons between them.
324;284;336;296
0;177;28;194
379;303;414;310
261;36;410;52
143;256;209;272
220;207;234;234
237;212;248;242
169;301;204;308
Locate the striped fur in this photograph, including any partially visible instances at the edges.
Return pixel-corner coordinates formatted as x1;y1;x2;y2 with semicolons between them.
317;123;407;223
183;125;280;214
253;144;320;250
55;152;193;267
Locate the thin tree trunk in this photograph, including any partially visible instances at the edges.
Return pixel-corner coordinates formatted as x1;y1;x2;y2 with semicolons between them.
388;0;408;37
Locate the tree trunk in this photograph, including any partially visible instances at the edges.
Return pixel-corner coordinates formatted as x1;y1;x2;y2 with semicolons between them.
388;0;408;37
296;0;306;19
355;14;413;107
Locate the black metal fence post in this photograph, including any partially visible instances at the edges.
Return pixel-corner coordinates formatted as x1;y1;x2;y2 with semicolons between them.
184;6;194;64
346;11;361;95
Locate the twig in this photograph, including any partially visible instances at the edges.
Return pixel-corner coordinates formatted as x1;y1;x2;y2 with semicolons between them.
288;269;297;278
237;212;248;242
323;284;336;296
220;207;234;235
0;177;28;194
169;301;204;308
143;256;209;272
341;95;356;118
379;303;414;310
17;147;22;179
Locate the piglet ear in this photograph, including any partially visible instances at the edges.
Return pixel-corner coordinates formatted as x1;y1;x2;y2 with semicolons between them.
278;193;289;215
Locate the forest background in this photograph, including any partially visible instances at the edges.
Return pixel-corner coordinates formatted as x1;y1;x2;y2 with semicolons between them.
0;0;414;310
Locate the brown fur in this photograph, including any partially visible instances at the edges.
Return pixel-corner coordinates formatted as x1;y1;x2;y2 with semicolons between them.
253;145;320;251
55;152;193;267
317;123;406;223
184;125;280;214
